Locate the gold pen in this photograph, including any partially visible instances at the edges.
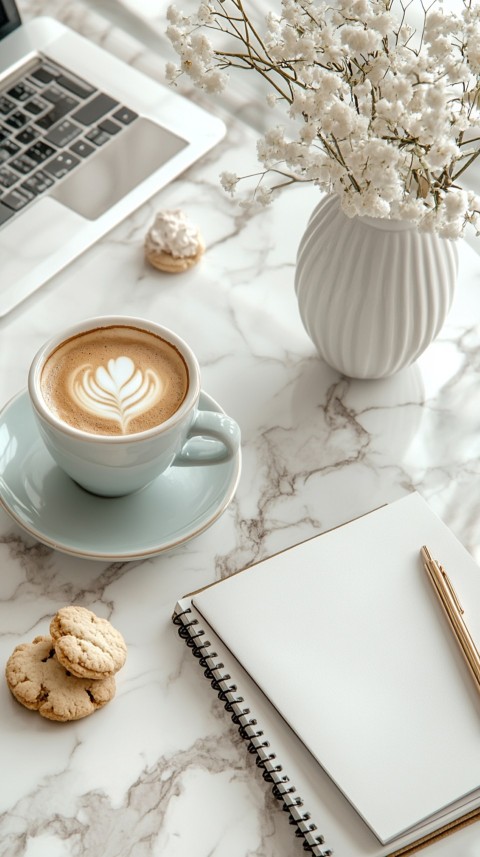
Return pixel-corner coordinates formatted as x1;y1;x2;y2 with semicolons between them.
421;546;480;693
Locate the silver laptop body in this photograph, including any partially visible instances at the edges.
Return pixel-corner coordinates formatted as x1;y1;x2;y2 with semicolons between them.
0;4;225;316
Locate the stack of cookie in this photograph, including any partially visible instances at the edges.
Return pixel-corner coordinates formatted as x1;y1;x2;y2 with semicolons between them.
5;606;127;722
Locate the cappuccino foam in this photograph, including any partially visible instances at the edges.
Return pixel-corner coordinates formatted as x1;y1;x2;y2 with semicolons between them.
40;325;189;436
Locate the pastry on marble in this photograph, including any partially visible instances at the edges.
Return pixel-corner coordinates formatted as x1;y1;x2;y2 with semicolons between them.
5;635;116;722
144;208;205;273
50;606;127;680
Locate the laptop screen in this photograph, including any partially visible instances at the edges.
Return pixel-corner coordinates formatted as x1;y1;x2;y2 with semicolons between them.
0;0;21;40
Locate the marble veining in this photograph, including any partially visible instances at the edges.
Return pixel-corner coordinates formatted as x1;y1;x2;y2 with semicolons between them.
1;1;480;855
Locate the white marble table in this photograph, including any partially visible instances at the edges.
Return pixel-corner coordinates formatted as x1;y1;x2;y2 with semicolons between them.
2;3;480;856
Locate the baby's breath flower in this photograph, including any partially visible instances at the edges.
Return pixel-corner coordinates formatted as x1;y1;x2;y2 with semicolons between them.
165;24;183;50
197;3;214;24
165;62;179;84
202;69;227;93
465;25;480;72
166;5;184;26
444;189;469;218
256;186;274;206
424;141;460;171
166;0;480;234
220;171;239;195
340;25;381;55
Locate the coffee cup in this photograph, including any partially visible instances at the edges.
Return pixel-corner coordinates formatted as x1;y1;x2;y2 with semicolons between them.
28;316;241;497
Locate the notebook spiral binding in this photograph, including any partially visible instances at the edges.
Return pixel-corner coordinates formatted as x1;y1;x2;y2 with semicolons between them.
173;606;332;857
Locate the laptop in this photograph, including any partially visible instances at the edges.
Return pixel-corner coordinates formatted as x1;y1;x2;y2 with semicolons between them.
0;0;225;316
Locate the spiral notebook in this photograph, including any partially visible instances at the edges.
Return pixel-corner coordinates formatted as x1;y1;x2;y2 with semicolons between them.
173;493;480;856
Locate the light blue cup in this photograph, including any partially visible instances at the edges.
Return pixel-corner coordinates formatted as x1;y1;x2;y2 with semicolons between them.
28;315;240;497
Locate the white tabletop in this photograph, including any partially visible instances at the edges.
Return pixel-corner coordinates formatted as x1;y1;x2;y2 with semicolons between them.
2;3;480;856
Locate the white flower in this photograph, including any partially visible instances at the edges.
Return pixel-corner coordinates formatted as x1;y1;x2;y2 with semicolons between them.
202;68;227;93
424;141;460;171
340;25;381;56
190;33;215;63
165;62;179;84
369;11;396;37
166;5;184;26
439;219;465;239
397;198;428;223
376;98;406;125
256;186;274;206
444;189;469;218
220;171;239;195
165;0;480;234
465;24;480;71
197;3;214;24
165;24;183;51
322;101;358;137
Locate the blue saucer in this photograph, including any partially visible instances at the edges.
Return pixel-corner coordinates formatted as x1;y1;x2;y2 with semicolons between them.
0;390;241;561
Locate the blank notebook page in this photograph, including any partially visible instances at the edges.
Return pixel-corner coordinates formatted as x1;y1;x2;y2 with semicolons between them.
192;493;480;845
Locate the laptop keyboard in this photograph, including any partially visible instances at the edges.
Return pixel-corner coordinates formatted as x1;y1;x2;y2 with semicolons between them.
0;57;138;226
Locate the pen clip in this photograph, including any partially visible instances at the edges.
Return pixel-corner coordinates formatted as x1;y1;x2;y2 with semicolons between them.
439;563;464;615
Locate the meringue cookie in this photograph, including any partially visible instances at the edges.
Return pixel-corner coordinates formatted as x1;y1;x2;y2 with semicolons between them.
145;209;204;273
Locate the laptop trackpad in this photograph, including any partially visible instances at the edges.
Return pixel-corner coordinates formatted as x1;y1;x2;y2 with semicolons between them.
50;118;187;220
0;197;85;283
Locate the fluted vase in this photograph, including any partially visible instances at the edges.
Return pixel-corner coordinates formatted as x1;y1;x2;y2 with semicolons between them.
294;194;458;379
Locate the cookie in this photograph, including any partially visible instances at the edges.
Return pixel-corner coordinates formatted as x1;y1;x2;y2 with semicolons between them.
50;606;127;680
5;635;116;722
144;208;205;273
145;240;205;273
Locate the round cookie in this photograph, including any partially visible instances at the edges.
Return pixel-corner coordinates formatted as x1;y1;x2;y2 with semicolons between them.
145;240;205;273
50;606;127;680
5;635;116;722
144;208;205;273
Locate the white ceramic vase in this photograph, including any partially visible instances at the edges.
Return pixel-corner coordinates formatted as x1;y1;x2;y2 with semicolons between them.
294;194;458;379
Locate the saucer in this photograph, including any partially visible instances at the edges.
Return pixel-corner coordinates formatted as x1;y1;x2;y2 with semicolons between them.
0;390;241;561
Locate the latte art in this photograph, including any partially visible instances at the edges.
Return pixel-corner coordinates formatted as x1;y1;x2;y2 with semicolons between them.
40;325;189;436
72;357;163;433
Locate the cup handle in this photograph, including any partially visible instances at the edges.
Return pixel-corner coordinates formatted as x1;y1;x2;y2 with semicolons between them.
173;410;240;466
